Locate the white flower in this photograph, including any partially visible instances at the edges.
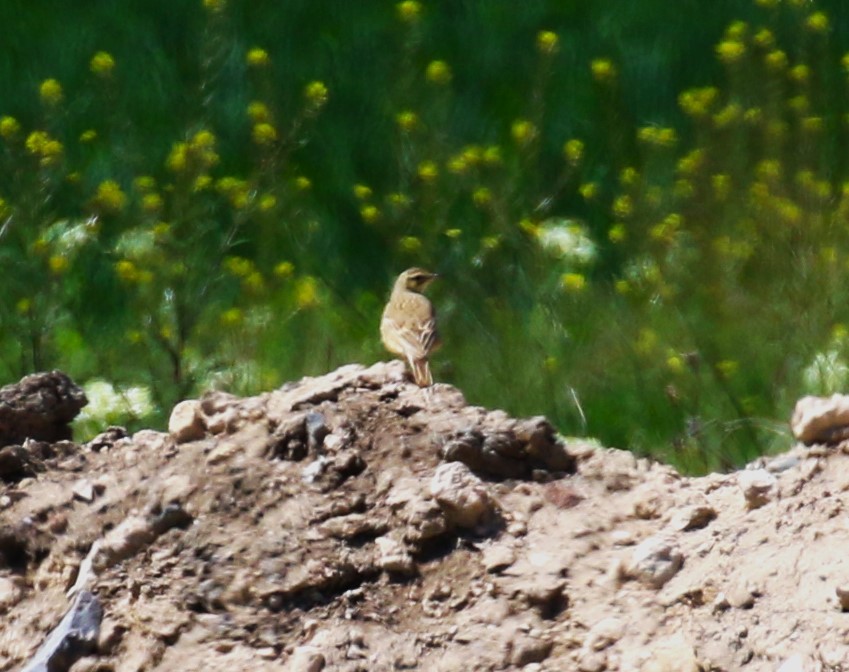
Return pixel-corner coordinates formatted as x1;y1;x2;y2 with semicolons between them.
537;218;597;265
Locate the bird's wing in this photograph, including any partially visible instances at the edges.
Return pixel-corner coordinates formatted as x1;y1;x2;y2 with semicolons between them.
381;295;438;361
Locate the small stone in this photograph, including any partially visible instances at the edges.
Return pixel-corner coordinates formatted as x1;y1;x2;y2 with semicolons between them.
284;644;325;672
375;535;416;575
482;544;516;573
430;462;493;528
168;399;206;443
510;636;553;667
0;575;22;612
791;394;849;444
641;635;699;672
776;654;806;672
738;469;777;510
584;617;624;652
72;479;96;503
667;505;716;532
611;530;636;546
627;536;683;588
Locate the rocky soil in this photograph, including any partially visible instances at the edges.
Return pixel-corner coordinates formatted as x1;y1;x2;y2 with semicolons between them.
2;362;849;671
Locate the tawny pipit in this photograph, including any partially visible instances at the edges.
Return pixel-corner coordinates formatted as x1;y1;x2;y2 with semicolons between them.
380;267;441;386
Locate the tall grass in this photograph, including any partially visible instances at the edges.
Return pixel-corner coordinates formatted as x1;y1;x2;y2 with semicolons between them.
1;0;847;472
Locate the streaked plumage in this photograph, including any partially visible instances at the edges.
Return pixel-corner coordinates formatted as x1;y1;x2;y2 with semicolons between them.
380;267;440;386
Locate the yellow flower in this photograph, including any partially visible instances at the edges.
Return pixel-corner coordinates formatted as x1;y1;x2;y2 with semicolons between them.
114;259;139;283
714;103;741;128
802;116;823;133
590;59;617;82
472;187;492;207
716;360;738;379
223;256;254;277
561;273;586;292
636;328;658;355
511;119;537;146
563;139;584;165
754;29;774;48
295;176;312;191
400;236;422;252
789;64;810;84
788;95;808;114
274;261;295;278
666;354;684;375
445;228;461;239
417;160;438;182
134;176;156;192
608;223;626;243
612;195;633;218
396;0;421;23
166;142;188;172
295;276;320;308
25;130;64;166
93;180;127;214
678;87;718;117
193;175;212;191
48;255;69;275
80;129;97;143
579;183;598;200
192;129;216;150
395;110;418;132
447;156;468;174
426;60;452;85
716;40;745;65
765;50;788;71
806;12;829;33
252;122;278;145
16;298;31;315
353;184;373;200
388;192;410;208
259;194;277;211
202;0;226;12
461;146;482;166
638;126;678;147
483;145;502;165
519;218;540;237
620;167;638;186
304;81;329;109
243;271;264;293
247;101;270;123
220;308;243;327
360;204;380;223
0;116;20;139
537;31;559;55
246;47;270;68
674;179;695;200
677;149;704;175
39;79;63;106
90;51;116;77
142;193;163;213
614;279;630;295
482;235;500;250
153;221;171;238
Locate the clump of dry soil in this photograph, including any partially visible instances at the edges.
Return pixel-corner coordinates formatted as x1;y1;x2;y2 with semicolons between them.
2;362;849;671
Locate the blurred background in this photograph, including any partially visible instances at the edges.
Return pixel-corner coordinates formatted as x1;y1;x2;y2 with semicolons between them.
1;0;848;471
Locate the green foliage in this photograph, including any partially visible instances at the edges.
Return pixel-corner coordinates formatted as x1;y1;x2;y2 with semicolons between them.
2;0;849;472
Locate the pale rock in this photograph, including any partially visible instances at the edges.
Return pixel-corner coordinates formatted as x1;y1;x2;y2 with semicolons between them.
284;645;326;672
738;468;777;510
611;529;637;546
776;654;806;672
0;576;22;612
375;534;416;575
482;544;516;573
667;505;716;532
640;635;699;672
509;635;553;667
95;514;156;569
627;535;683;588
168;399;206;443
72;479;96;503
584;616;625;652
429;462;493;528
131;429;172;452
791;394;849;444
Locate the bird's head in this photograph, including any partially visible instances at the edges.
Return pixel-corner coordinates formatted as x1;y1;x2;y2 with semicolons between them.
398;267;438;292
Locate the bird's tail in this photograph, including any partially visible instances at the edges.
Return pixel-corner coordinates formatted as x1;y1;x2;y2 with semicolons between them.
410;358;433;387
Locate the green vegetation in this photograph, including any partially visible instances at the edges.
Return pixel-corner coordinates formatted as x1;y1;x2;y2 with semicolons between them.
1;0;848;472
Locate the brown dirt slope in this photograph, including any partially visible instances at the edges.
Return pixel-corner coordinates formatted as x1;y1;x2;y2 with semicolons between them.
1;361;848;671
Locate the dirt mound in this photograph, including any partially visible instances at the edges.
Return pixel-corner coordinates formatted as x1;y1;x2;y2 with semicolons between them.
1;362;847;671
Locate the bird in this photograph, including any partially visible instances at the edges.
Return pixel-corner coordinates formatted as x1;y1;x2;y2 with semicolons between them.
380;267;441;387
